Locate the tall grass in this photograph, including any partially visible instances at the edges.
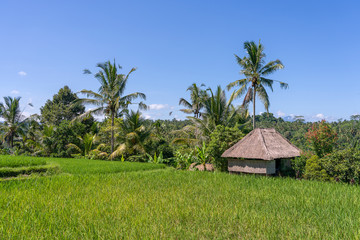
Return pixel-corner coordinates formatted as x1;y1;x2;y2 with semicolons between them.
1;167;360;239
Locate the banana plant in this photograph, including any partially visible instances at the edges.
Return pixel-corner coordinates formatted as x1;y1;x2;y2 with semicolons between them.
174;150;195;170
195;142;209;170
146;152;164;164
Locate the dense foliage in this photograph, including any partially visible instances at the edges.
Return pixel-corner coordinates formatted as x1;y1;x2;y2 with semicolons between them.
40;86;85;125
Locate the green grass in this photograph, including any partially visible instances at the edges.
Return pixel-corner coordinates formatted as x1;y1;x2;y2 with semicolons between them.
0;156;166;175
0;156;58;179
0;156;46;168
0;156;360;239
0;164;60;178
48;157;166;174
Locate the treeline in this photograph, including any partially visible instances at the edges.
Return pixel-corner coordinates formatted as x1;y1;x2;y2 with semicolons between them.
1;83;360;181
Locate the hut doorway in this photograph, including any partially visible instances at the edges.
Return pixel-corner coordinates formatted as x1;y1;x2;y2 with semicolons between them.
275;159;281;174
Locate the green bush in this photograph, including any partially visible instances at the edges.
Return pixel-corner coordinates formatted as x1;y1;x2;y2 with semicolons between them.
127;155;146;162
207;125;244;171
304;155;330;181
291;151;312;178
157;144;174;159
321;148;360;183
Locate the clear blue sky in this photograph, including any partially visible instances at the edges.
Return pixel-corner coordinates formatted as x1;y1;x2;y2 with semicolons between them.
1;0;359;121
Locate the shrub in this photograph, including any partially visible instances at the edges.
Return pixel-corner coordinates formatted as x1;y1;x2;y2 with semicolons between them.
321;148;360;183
304;155;330;181
157;144;174;159
291;151;312;178
207;125;244;171
128;155;146;162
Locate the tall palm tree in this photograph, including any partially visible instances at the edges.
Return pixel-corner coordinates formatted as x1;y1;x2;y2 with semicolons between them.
179;83;206;118
227;41;288;129
77;60;147;154
0;97;29;148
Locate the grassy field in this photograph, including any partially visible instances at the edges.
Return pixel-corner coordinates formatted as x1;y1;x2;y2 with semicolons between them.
0;156;46;168
0;156;360;239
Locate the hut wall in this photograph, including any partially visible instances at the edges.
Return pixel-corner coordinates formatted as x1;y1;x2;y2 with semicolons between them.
228;159;276;174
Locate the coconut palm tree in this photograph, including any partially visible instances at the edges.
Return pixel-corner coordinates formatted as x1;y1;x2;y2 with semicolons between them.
173;86;248;144
67;133;108;159
0;96;30;148
110;110;151;159
191;86;245;137
77;60;147;154
227;40;288;129
179;83;206;118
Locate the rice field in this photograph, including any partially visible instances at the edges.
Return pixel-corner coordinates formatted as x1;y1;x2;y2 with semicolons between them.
0;156;46;168
0;156;359;239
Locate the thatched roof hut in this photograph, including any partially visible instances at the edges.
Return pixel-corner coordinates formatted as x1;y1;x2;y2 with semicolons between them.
222;128;301;174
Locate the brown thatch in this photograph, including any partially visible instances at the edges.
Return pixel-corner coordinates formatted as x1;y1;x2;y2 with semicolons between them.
221;128;301;160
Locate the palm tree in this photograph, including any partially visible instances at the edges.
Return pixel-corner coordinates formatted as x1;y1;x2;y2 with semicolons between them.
39;124;56;156
173;86;248;144
0;97;29;148
191;86;245;137
77;60;147;154
227;40;288;129
110;110;151;159
67;133;108;159
18;115;42;153
179;83;206;118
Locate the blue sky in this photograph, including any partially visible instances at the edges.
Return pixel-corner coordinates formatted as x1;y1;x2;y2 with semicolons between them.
1;0;359;121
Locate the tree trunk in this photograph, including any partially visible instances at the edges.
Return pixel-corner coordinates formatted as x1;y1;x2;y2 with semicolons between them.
10;132;14;148
253;86;256;129
111;112;114;158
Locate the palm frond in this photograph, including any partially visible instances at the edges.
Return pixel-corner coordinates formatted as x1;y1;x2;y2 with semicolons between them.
256;85;270;112
110;144;126;159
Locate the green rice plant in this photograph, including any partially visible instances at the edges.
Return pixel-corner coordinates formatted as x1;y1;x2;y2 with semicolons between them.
0;156;46;168
0;164;60;178
0;156;166;175
1;169;360;239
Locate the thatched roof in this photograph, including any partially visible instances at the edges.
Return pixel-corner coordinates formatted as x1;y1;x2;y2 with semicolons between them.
221;128;301;160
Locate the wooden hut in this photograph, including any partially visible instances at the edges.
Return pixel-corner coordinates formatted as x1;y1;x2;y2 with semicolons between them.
221;128;301;175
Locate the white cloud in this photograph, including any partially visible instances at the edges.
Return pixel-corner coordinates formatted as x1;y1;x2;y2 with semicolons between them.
149;104;169;110
18;71;27;76
144;114;152;120
277;110;286;117
22;112;31;118
315;113;325;119
11;90;20;95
